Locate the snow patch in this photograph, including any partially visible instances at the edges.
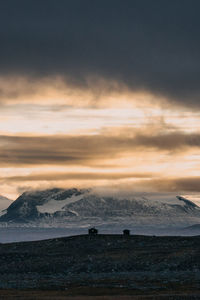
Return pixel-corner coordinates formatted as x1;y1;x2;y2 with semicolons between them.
68;209;79;216
130;193;186;207
36;194;83;214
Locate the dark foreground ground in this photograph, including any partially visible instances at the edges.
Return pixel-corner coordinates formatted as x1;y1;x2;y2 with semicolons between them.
0;291;200;300
0;234;200;299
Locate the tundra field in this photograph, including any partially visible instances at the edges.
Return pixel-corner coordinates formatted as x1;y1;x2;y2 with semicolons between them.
0;234;199;299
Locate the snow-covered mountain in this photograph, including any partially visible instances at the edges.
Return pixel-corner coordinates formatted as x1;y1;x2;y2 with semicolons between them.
0;188;199;226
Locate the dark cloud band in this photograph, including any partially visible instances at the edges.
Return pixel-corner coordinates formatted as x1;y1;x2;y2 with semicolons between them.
0;131;199;166
0;172;152;182
2;171;200;193
0;1;200;106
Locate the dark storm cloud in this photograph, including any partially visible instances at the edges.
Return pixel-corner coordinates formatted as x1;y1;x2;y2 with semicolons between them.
0;131;199;166
0;0;200;106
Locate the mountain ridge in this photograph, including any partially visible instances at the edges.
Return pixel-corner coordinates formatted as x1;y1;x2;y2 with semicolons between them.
0;188;199;227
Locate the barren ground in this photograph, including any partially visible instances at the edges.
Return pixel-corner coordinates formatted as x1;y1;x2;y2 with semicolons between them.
0;234;199;298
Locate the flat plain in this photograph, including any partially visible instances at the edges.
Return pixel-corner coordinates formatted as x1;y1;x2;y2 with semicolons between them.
0;234;199;298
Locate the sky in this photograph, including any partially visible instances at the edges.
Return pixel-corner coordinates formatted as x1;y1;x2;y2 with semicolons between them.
1;0;200;200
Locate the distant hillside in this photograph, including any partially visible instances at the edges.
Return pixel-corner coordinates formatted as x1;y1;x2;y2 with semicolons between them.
184;223;200;231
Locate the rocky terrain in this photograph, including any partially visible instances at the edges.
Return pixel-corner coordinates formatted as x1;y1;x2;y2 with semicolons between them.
0;233;199;297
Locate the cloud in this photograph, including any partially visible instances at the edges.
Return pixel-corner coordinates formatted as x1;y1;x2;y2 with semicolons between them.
0;130;200;167
2;172;200;194
137;177;200;193
0;1;200;107
0;171;153;182
92;176;200;194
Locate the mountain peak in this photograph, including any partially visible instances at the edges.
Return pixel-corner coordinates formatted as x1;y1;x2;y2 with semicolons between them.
176;196;198;208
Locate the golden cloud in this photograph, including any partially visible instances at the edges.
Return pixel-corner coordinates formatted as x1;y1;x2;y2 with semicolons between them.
0;130;199;167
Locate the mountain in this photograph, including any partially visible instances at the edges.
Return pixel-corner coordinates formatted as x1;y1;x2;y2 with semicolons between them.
0;195;13;216
0;188;199;226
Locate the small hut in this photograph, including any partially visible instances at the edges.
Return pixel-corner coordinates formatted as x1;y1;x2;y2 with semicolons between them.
88;227;98;236
123;229;130;236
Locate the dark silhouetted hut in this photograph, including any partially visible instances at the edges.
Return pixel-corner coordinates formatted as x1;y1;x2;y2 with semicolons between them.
123;229;130;236
88;227;98;236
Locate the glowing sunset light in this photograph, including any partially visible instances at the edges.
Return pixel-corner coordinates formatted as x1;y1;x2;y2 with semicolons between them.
0;1;200;201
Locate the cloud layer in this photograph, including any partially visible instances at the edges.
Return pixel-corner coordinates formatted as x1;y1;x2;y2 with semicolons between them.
0;1;200;107
1;1;200;198
0;130;200;167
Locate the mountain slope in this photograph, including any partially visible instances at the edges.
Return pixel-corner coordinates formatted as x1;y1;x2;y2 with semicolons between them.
0;188;199;226
0;188;85;222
